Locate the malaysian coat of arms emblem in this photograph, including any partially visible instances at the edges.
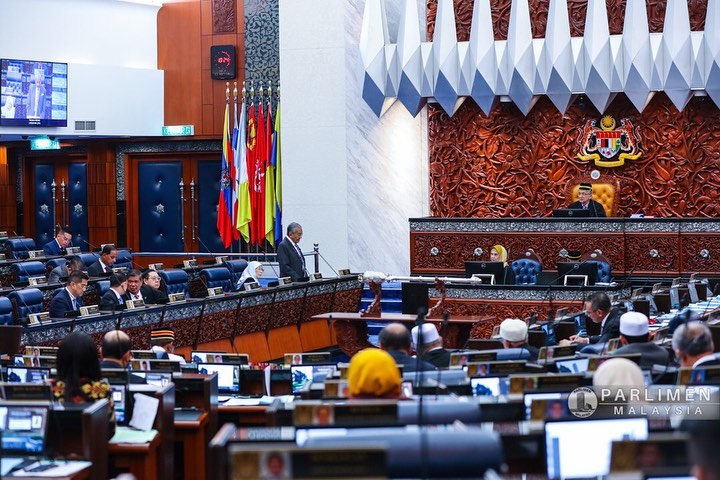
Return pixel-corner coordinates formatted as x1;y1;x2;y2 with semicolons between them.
577;115;642;167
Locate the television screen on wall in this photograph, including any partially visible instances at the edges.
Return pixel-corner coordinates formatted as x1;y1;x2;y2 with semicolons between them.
0;58;68;127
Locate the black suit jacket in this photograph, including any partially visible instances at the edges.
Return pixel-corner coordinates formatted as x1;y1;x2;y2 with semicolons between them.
87;261;110;278
100;360;146;384
140;284;168;305
100;289;125;311
42;239;64;256
568;199;607;217
421;348;452;368
613;342;670;369
48;288;82;318
387;350;436;372
590;308;622;344
276;237;306;282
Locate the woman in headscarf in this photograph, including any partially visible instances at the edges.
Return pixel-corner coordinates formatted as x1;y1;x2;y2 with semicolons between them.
237;261;264;289
490;245;515;284
347;349;402;399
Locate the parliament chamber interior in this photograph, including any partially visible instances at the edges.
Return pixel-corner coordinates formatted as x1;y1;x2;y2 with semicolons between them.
1;0;720;478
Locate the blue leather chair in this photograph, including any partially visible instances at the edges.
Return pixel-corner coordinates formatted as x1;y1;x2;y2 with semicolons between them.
224;260;249;286
510;258;542;285
10;261;46;284
0;297;14;325
305;428;503;477
158;269;190;297
45;257;67;271
115;249;133;271
97;280;110;296
588;260;612;283
8;288;44;321
78;252;100;269
200;266;233;293
397;401;481;424
5;238;36;259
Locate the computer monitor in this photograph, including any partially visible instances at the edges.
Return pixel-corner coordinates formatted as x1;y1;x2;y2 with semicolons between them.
464;261;507;283
556;262;598;286
552;208;591;218
0;405;49;455
470;377;502;397
545;417;648;479
554;358;590;374
3;366;51;384
523;392;563;420
133;371;173;387
291;364;337;394
110;384;127;425
197;363;240;394
191;351;225;364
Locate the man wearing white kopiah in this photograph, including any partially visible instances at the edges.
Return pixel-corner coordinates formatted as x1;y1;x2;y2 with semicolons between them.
612;311;669;369
411;323;450;368
499;318;539;361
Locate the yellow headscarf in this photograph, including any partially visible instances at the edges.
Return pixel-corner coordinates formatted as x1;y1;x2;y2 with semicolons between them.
347;349;401;398
491;245;509;267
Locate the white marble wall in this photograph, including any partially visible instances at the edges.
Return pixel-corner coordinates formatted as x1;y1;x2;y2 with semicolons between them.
280;0;428;277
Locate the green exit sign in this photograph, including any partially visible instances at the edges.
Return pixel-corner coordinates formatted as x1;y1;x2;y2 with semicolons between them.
30;137;60;150
162;125;194;136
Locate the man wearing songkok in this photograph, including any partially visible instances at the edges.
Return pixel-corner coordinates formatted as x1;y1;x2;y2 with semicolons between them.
568;183;606;217
347;349;402;399
150;327;186;364
612;311;669;368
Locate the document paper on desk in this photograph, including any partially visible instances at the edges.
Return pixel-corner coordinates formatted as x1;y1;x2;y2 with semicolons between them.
129;393;159;431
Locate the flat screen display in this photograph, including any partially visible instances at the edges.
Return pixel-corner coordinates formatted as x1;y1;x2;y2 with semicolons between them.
1;58;68;127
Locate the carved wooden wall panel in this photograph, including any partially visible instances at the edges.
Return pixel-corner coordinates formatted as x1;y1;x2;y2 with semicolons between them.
681;234;720;273
625;234;680;274
427;0;720;219
213;0;237;33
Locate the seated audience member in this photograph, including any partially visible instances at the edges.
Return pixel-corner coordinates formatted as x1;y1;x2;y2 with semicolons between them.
612;311;669;368
140;270;169;304
99;273;128;311
568;183;606;217
149;327;186;364
379;323;435;372
499;318;539;360
347;348;402;399
593;357;645;405
237;261;264;289
87;244;117;277
411;323;450;368
122;269;144;303
672;322;720;368
100;330;145;383
48;255;84;284
48;271;88;318
489;244;515;284
42;226;73;256
560;292;620;346
50;331;115;437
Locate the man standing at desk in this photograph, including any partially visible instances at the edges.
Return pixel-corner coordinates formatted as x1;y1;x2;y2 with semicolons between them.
26;70;46;119
277;222;308;282
568;183;606;217
42;226;73;256
48;271;88;318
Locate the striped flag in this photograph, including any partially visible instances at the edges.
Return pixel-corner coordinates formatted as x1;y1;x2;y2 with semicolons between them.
234;96;251;243
273;104;282;246
216;101;234;248
264;100;276;246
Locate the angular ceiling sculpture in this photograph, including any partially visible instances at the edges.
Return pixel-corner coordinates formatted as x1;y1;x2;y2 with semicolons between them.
360;0;720;117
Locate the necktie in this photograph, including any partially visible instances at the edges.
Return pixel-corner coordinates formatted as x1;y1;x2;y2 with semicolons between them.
71;297;76;310
583;203;588;209
295;243;305;265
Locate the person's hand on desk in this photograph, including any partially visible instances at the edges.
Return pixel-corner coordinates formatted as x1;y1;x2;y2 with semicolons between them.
559;335;588;346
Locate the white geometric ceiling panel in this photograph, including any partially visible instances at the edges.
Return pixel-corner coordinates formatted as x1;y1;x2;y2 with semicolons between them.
359;0;720;118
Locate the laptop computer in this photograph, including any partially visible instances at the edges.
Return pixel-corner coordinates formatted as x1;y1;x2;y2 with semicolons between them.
0;405;50;475
197;363;241;394
3;367;51;384
552;208;591;218
290;364;337;395
110;384;128;425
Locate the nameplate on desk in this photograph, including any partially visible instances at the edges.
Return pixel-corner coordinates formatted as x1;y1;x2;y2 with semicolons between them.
508;373;584;394
65;246;80;254
207;286;224;297
295;401;398;426
25;346;58;356
605;338;620;353
18;355;56;368
467;360;527;377
149;263;164;271
28;276;47;286
125;299;145;310
278;276;292;286
215;255;228;264
28;312;49;325
28;249;45;258
112;267;127;274
324;380;350;398
449;351;497;367
183;259;198;268
538;345;577;361
101;243;116;250
471;273;495;285
0;253;6;261
80;305;100;317
168;292;186;303
0;231;7;240
310;272;323;281
285;352;332;365
243;282;259;291
131;350;156;359
1;384;52;401
338;268;351;276
223;354;250;365
564;274;588;286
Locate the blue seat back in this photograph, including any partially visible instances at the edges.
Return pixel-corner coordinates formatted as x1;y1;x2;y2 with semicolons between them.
224;260;249;286
5;238;36;259
45;258;67;270
115;249;133;271
397;401;481;424
0;297;13;325
200;266;233;293
8;288;44;320
10;261;46;283
158;269;190;297
588;260;612;283
78;252;100;268
510;258;542;285
97;280;110;296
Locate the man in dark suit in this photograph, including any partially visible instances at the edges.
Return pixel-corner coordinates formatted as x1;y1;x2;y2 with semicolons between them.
140;270;168;304
568;183;607;217
87;244;117;277
499;318;540;361
612;312;669;368
411;323;451;368
99;273;128;311
276;222;308;282
48;255;83;284
48;271;88;318
561;292;620;346
42;226;73;256
673;322;720;368
26;70;46;119
379;323;435;372
122;269;144;303
100;330;145;384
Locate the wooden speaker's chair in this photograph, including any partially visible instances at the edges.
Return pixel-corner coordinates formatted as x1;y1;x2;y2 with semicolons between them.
565;176;620;217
